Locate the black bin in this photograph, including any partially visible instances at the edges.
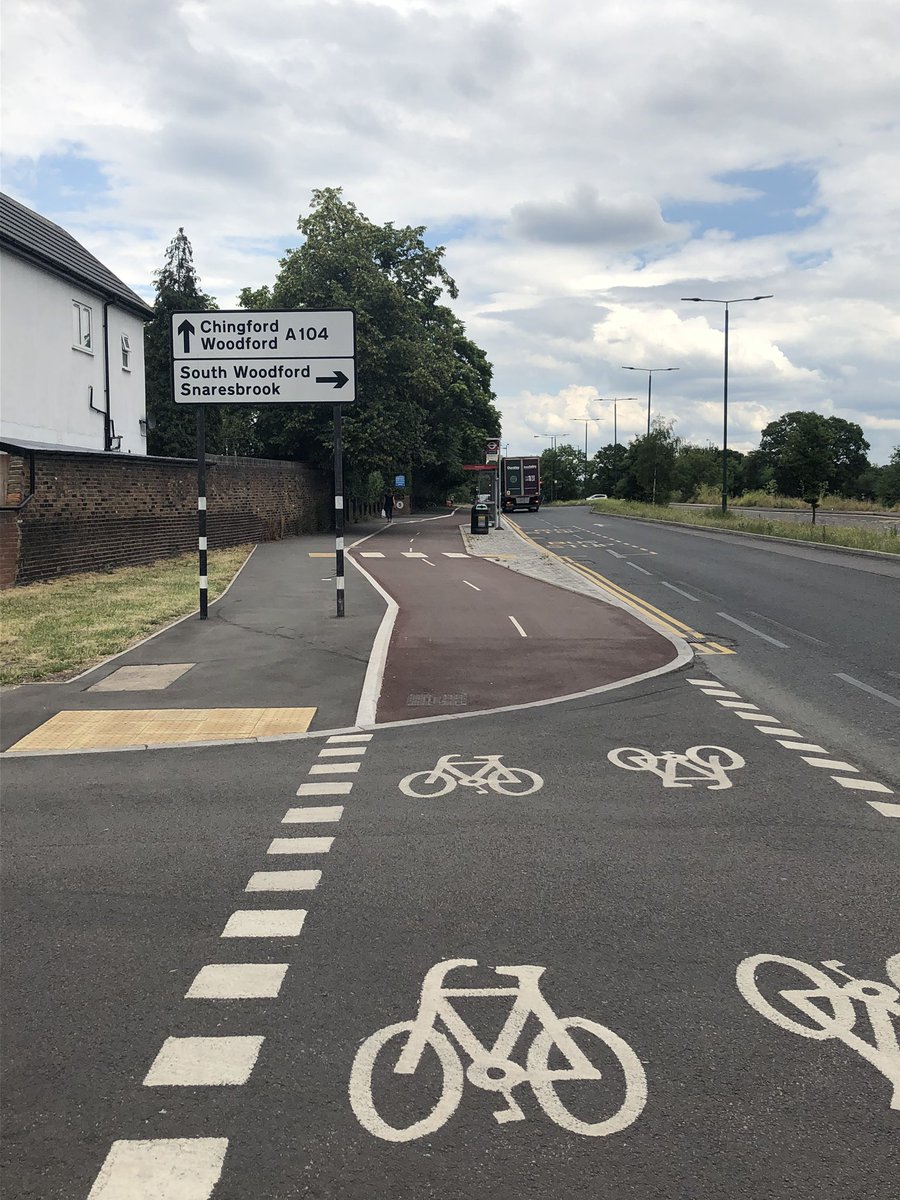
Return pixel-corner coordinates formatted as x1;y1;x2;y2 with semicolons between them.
470;503;490;535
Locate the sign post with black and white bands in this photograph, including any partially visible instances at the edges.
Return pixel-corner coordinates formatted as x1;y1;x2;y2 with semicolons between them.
171;308;356;619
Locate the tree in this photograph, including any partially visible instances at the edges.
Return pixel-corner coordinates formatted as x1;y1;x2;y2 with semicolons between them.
777;417;831;520
758;411;870;499
672;443;719;501
619;420;678;504
144;228;223;458
588;443;627;496
240;188;500;503
875;447;900;508
539;444;585;501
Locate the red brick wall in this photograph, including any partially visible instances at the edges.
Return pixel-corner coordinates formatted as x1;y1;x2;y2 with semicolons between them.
0;451;331;587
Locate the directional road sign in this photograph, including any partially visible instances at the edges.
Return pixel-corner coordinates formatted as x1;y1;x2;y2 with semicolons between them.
171;309;356;404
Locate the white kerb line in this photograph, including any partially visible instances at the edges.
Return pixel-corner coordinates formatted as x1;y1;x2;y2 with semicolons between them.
508;616;528;638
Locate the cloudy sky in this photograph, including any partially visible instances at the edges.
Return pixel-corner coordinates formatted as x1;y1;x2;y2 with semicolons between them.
4;0;899;462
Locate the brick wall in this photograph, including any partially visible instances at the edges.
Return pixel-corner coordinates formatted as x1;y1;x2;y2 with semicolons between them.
0;450;331;587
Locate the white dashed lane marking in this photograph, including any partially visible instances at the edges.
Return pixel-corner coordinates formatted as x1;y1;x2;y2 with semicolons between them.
308;761;361;774
296;780;353;795
245;869;321;892
282;805;344;823
87;1138;228;1200
144;1036;264;1087
688;676;896;816
185;963;289;1000
267;836;334;853
220;910;307;938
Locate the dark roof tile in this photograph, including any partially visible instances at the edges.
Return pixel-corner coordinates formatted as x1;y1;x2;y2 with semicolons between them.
0;192;153;319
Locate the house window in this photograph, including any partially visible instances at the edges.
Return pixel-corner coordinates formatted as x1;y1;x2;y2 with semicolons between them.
72;301;93;352
121;332;131;371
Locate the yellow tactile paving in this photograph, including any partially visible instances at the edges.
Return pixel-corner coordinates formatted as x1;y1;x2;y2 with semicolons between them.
7;708;317;752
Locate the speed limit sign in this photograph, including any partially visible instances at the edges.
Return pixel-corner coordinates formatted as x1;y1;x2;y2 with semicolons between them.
395;499;405;511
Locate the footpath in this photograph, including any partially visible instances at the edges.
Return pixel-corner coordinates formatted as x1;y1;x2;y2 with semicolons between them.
1;511;686;755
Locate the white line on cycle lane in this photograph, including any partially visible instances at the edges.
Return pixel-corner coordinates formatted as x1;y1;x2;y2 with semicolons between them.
86;732;373;1200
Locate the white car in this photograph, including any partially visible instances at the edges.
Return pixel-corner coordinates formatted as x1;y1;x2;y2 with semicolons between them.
586;493;608;501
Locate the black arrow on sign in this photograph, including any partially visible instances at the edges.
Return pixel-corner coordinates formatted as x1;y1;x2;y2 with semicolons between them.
177;319;195;353
316;370;349;389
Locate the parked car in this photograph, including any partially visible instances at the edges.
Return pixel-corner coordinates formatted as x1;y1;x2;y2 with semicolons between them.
586;493;608;501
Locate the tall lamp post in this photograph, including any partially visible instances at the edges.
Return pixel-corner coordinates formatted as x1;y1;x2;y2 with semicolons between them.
682;294;773;513
588;398;638;491
621;366;680;435
534;433;558;502
570;418;603;497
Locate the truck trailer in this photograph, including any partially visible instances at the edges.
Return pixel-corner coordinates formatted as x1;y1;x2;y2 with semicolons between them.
500;456;542;512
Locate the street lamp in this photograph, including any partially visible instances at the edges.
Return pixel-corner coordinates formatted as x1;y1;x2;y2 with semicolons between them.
682;294;773;513
534;433;558;501
570;417;603;497
621;366;680;436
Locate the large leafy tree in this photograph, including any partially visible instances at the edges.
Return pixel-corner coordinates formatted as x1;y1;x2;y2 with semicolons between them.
539;444;585;501
144;228;223;457
619;420;678;504
758;411;870;498
240;188;500;502
588;443;627;496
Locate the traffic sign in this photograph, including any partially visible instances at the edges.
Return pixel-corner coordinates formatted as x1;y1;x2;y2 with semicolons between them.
394;475;406;488
171;309;356;404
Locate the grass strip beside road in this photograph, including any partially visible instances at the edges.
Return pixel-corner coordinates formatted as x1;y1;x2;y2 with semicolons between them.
0;546;254;685
588;500;900;554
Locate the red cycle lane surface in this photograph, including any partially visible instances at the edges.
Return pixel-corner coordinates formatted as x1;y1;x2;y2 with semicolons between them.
350;516;680;722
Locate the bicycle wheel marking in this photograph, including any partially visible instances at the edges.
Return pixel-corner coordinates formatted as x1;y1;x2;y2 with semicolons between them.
399;755;544;798
607;744;745;790
737;952;900;1108
348;957;647;1141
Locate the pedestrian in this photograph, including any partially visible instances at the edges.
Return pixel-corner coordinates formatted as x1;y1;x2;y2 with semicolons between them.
382;491;394;522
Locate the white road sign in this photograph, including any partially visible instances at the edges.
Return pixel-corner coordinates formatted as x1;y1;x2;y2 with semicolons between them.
171;309;356;404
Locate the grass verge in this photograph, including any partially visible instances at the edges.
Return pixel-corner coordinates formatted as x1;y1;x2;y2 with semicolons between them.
588;500;900;554
0;545;254;686
691;486;899;512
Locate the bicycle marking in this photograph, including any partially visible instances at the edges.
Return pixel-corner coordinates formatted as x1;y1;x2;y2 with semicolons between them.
607;744;745;790
349;958;648;1141
737;952;900;1109
399;755;544;798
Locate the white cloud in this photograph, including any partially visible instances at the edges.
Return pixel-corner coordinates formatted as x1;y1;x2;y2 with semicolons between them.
3;0;899;461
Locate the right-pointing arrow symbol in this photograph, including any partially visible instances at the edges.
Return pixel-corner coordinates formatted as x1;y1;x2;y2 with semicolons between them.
315;370;349;388
177;319;195;353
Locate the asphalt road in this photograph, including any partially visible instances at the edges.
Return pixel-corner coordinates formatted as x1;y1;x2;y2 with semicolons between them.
1;517;897;1199
518;507;900;785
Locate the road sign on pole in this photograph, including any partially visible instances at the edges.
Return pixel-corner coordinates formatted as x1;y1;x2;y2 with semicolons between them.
171;309;356;404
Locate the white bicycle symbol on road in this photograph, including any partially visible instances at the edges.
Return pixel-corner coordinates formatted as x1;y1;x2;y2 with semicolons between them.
399;755;543;798
608;745;745;790
737;952;900;1108
349;958;647;1142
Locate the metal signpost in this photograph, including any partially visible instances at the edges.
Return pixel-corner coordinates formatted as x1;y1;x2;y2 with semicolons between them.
171;308;356;618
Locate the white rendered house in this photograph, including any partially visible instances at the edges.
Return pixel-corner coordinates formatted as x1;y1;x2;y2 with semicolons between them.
0;192;153;456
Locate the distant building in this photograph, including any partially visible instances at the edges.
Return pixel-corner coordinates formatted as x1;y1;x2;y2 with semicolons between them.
0;192;153;456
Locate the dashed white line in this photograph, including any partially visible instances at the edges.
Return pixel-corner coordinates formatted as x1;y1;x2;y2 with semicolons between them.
267;836;333;854
605;549;626;558
831;777;893;793
245;870;321;892
755;726;803;737
777;740;828;753
715;700;760;709
703;690;742;698
801;758;859;772
295;781;353;796
308;761;361;775
463;580;481;591
318;746;366;757
143;1036;264;1087
185;963;289;1000
627;562;652;575
716;612;789;648
868;801;900;818
359;552;385;558
87;1138;228;1200
508;615;528;638
327;734;372;743
662;582;699;602
735;711;780;722
834;672;900;709
282;805;344;823
220;910;307;938
687;678;727;687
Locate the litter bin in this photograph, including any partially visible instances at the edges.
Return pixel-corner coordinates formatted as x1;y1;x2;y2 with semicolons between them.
470;503;490;535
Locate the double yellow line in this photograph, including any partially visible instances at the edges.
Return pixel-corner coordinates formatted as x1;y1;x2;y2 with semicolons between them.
560;557;701;641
